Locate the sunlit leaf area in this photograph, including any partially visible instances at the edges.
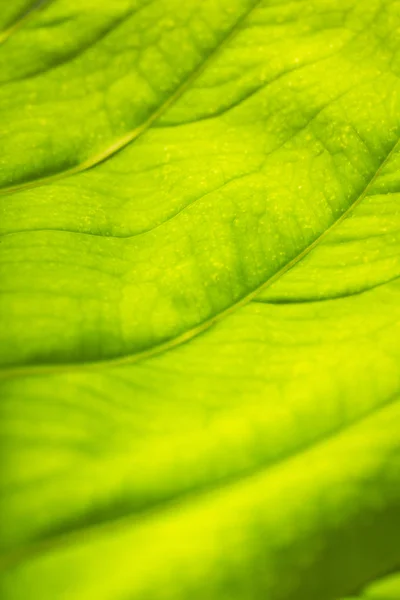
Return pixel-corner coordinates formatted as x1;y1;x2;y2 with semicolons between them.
0;0;399;598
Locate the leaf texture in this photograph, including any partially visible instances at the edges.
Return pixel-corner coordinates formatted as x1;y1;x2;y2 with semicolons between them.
0;1;399;599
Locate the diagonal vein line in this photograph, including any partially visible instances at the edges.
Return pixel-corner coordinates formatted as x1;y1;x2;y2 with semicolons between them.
252;274;400;305
0;0;157;85
0;0;264;196
0;0;53;46
1;389;398;569
1;133;399;380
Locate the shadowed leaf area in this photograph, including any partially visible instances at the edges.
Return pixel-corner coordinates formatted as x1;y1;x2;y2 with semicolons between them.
0;0;399;598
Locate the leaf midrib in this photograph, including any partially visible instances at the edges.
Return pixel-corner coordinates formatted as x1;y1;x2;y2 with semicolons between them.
1;133;399;380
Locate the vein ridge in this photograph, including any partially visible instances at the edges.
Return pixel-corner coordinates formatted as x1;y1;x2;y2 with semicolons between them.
0;0;264;196
1;133;399;379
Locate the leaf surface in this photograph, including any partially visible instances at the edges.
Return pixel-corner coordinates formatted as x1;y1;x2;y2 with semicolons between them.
342;572;400;599
0;1;399;599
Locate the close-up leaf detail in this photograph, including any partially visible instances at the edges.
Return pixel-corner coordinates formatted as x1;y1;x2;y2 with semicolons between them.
0;0;399;598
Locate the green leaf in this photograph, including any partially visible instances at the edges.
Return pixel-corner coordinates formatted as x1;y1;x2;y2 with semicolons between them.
0;1;399;599
341;571;400;599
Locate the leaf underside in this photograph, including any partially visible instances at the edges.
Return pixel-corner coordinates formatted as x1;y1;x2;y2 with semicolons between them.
0;0;399;599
